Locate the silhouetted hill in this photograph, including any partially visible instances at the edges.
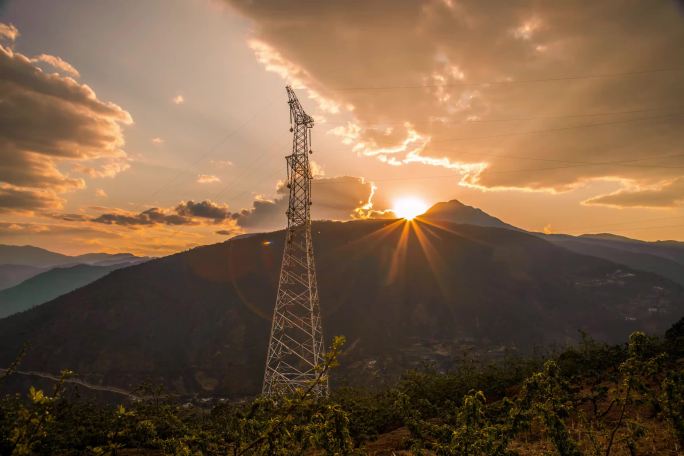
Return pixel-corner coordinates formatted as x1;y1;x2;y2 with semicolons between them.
0;264;44;291
0;264;121;319
418;200;684;286
0;246;151;317
422;199;518;230
0;219;682;397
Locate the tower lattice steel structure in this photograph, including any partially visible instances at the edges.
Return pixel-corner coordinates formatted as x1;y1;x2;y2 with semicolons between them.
262;86;326;396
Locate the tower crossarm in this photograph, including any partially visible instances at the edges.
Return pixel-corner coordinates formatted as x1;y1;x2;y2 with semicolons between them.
286;85;314;128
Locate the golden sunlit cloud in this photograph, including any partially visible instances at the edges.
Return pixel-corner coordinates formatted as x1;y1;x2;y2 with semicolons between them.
229;0;684;205
197;174;221;184
0;25;132;215
0;23;19;42
210;159;233;168
247;38;342;114
31;53;80;78
392;196;428;220
172;94;184;104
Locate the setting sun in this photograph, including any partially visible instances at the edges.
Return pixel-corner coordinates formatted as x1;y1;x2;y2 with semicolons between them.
392;197;428;220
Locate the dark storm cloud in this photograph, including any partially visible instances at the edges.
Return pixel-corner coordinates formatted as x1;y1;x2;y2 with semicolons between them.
0;22;132;213
225;0;684;206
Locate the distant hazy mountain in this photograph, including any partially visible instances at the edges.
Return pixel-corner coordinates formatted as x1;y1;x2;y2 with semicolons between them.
0;245;150;317
0;264;44;291
73;253;149;267
1;219;680;397
0;244;149;268
0;264;124;319
0;245;74;268
580;233;684;265
541;234;684;287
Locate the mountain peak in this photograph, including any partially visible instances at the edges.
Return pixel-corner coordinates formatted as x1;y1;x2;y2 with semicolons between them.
422;199;517;230
425;199;467;213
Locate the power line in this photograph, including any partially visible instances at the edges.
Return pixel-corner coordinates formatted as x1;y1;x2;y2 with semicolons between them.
322;106;684;127
333;67;684;92
589;223;684;233
312;151;684;186
431;112;684;143
443;152;684;168
147;97;276;200
558;215;684;233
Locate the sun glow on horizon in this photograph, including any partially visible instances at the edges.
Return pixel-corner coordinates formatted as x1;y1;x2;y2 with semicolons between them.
392;196;428;220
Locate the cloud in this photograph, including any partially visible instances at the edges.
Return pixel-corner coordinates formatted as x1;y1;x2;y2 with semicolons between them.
197;174;221;184
247;39;341;114
152;137;164;144
92;208;193;227
225;1;684;202
0;221;119;238
95;188;107;198
584;178;684;208
90;200;233;227
72;158;130;178
210;159;233;168
90;176;385;231
0;23;19;43
60;176;384;252
0;184;63;213
47;213;91;222
172;94;184;104
309;159;325;177
175;200;231;222
0;23;132;213
232;175;390;229
30;54;80;78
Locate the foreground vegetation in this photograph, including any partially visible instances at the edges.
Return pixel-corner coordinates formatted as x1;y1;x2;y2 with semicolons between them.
1;319;683;455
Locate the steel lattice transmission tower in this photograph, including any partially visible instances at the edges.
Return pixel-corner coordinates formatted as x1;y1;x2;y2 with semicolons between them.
262;86;327;397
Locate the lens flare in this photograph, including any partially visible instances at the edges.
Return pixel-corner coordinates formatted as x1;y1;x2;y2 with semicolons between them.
392;197;428;220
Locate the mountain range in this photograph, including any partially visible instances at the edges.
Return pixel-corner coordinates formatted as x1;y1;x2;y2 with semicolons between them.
0;264;122;319
0;264;44;291
0;200;681;398
422;201;684;287
0;244;148;269
542;233;684;287
0;246;150;319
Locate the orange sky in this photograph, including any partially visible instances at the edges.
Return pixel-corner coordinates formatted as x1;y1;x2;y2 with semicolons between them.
0;0;683;256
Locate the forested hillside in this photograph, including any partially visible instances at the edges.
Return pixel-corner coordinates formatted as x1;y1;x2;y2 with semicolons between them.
1;219;681;397
1;319;682;455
